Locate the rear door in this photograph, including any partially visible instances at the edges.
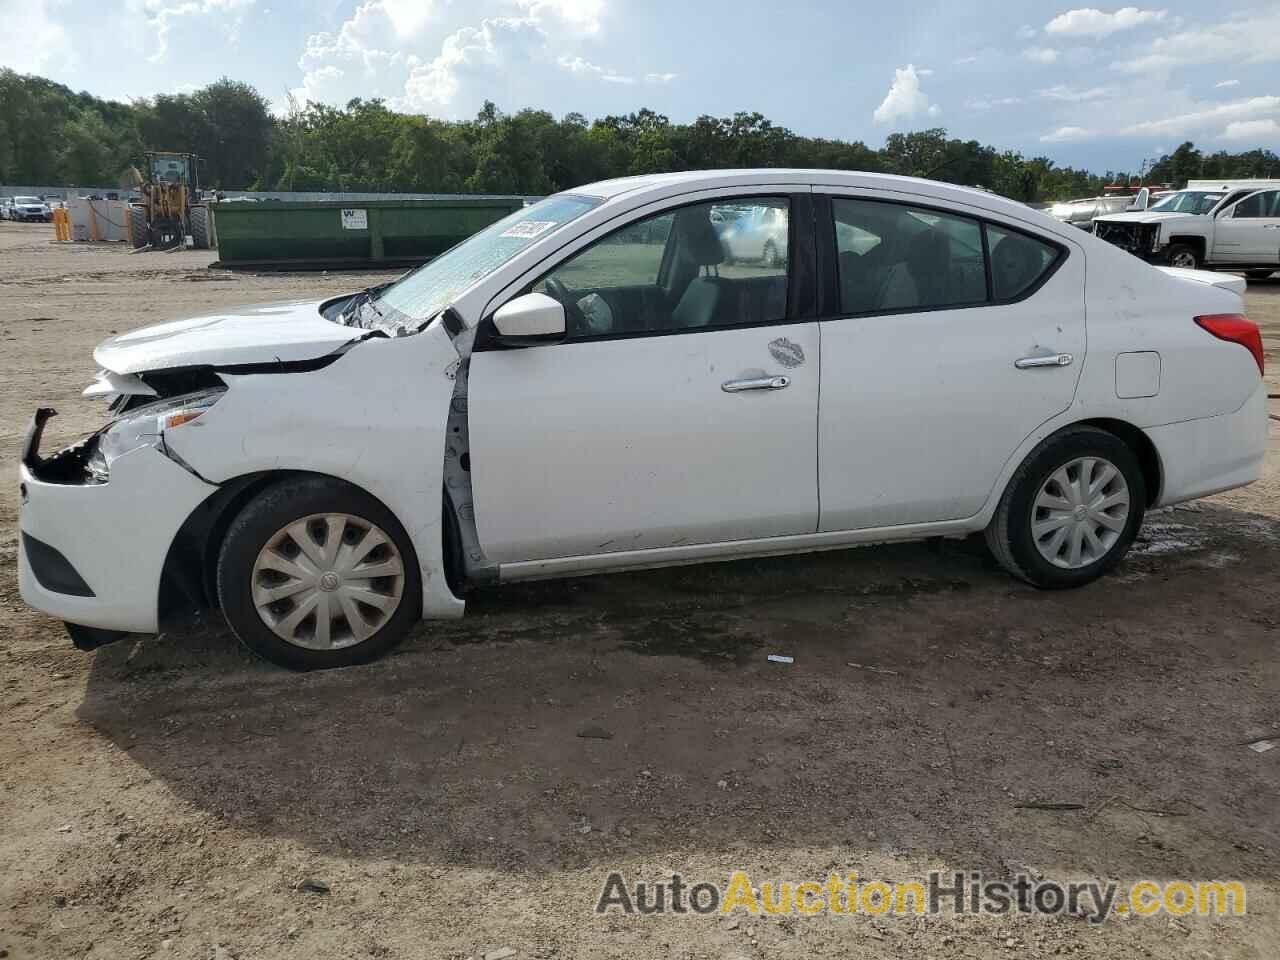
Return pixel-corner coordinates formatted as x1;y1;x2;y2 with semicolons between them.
1212;190;1280;264
466;192;821;563
816;192;1085;531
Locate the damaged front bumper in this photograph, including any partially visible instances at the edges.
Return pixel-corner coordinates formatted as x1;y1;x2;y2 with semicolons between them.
1093;221;1163;260
18;409;218;639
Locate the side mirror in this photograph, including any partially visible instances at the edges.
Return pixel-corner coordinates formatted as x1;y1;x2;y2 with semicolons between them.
1129;188;1150;211
490;291;566;346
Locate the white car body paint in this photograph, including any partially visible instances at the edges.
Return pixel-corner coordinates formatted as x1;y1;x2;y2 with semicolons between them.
19;446;217;631
94;299;364;373
162;323;464;620
17;169;1269;642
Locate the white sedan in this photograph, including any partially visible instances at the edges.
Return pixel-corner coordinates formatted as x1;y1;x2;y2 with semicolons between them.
19;170;1269;669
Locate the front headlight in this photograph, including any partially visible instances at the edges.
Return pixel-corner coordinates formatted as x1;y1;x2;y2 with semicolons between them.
86;388;225;482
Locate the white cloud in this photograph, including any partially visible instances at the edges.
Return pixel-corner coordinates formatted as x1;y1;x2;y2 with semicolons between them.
872;64;940;125
1022;46;1060;64
1221;119;1280;140
1045;7;1166;37
1215;79;1240;89
1039;84;1111;102
401;17;547;110
557;55;632;83
1040;125;1094;143
1121;95;1280;136
130;0;256;63
1113;11;1280;73
954;55;979;65
644;72;678;84
966;96;1026;111
1017;24;1037;39
0;0;70;73
511;0;603;33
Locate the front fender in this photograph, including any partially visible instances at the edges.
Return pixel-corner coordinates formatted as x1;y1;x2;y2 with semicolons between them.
164;323;464;620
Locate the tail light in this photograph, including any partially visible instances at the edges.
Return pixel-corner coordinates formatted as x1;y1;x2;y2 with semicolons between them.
1194;314;1265;376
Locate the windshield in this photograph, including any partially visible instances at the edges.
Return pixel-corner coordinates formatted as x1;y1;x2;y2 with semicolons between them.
368;194;601;327
1148;191;1222;215
14;197;40;204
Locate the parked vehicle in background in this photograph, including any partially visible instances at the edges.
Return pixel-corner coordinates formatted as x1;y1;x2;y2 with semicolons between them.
19;170;1267;670
715;202;789;265
1093;179;1280;277
1048;194;1137;231
9;196;51;222
0;198;12;220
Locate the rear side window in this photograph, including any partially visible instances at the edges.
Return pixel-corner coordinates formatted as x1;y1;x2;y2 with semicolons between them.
987;226;1059;301
831;197;1061;315
833;199;986;314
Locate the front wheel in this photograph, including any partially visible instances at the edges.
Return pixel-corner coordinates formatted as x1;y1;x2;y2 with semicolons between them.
217;477;422;669
1165;244;1200;270
985;427;1146;589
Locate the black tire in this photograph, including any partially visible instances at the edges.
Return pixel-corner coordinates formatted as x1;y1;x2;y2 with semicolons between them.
1165;243;1200;270
190;206;211;250
985;426;1146;589
1246;269;1275;280
217;476;422;670
129;206;148;248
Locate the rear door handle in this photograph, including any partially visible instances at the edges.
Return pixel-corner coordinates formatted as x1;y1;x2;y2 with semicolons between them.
722;375;791;393
1014;353;1073;369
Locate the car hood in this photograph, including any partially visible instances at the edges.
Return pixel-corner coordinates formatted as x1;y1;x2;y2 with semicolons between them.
1093;211;1203;225
1155;266;1247;296
94;298;365;374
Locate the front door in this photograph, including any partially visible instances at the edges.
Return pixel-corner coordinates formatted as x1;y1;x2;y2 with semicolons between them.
467;194;820;563
817;193;1086;532
1212;190;1280;264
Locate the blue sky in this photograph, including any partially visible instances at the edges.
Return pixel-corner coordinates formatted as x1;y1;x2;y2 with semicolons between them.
4;0;1279;172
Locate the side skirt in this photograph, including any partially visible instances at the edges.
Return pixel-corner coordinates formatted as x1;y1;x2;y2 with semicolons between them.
496;518;983;583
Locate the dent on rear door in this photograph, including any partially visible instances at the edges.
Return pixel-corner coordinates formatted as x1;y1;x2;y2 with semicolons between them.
163;323;464;619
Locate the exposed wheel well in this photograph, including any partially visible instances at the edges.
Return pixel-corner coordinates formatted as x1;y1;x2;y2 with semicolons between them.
1072;418;1162;506
1167;236;1206;259
158;470;461;624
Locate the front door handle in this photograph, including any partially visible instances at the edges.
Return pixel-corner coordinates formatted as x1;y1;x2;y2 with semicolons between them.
1014;353;1073;369
722;375;791;393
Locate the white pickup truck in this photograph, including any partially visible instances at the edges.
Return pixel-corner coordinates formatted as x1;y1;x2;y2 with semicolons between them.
1092;179;1280;278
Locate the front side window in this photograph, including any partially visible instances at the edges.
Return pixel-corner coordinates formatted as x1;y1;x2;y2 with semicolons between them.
1233;191;1280;218
534;197;790;338
833;199;985;314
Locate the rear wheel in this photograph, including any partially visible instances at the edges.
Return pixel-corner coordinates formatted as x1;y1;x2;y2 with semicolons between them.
190;206;211;249
985;426;1146;589
1166;244;1200;270
128;206;148;248
217;477;421;669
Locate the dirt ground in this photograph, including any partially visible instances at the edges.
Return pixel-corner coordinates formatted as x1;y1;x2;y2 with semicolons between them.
1;220;1278;960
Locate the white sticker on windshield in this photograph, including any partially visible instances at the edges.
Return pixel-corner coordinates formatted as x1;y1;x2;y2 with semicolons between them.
500;220;556;239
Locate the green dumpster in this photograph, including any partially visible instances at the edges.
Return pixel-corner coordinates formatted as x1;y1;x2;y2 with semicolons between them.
210;197;525;268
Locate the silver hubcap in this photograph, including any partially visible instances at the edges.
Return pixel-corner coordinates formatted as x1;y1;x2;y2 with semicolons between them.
1032;457;1130;569
251;513;405;650
1170;251;1196;268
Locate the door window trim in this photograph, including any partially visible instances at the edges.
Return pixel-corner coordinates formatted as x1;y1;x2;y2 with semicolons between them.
474;191;817;351
817;192;1069;321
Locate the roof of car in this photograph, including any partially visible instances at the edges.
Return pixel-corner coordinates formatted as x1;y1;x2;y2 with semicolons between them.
573;168;1035;221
